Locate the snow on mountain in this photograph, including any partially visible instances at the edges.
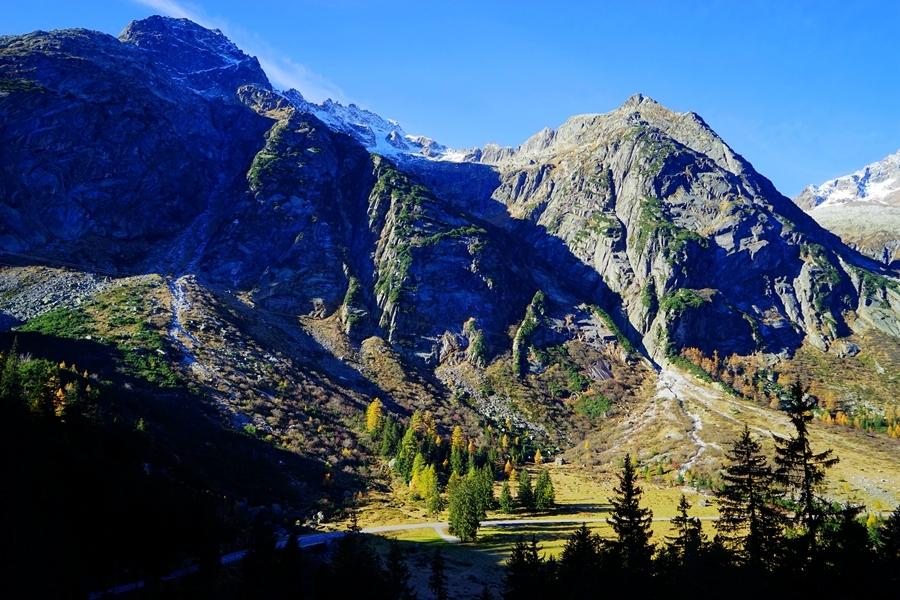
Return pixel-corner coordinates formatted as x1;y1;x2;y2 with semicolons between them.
794;149;900;211
280;89;462;162
793;149;900;267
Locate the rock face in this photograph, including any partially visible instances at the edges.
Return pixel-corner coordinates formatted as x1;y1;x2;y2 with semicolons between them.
0;21;270;263
411;95;900;357
794;150;900;268
2;18;900;370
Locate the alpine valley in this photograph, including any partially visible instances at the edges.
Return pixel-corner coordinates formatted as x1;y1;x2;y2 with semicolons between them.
3;16;900;598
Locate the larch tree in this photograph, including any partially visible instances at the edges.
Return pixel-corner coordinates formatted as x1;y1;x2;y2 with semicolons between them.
365;397;384;434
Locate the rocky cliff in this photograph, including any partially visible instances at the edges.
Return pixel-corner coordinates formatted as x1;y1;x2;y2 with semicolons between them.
3;16;900;450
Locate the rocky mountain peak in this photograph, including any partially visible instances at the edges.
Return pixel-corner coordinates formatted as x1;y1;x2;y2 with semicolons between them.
118;15;270;98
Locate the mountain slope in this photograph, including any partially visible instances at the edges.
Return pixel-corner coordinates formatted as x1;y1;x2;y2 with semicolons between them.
2;16;900;533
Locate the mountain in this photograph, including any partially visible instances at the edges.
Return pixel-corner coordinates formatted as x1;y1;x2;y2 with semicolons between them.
5;15;900;594
794;150;900;268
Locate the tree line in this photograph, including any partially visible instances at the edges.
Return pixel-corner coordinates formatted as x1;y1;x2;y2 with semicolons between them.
366;399;556;541
501;383;900;599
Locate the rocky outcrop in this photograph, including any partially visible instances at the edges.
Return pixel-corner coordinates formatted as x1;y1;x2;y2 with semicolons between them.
417;94;899;360
0;22;270;267
4;17;899;373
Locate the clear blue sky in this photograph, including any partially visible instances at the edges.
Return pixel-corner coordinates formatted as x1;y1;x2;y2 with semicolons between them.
5;0;900;197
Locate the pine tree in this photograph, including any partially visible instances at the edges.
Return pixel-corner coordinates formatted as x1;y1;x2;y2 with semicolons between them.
607;454;654;572
773;383;839;540
428;547;449;600
533;470;555;511
517;469;534;511
499;481;514;514
715;425;784;569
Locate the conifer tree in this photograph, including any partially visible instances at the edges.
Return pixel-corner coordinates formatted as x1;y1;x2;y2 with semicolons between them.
607;454;654;572
715;425;784;569
499;481;514;514
558;523;602;592
396;425;419;482
0;338;21;404
773;383;839;540
380;416;401;457
534;470;555;511
385;540;418;600
365;397;384;434
878;503;900;564
665;494;706;565
428;547;449;600
502;536;547;600
449;478;482;542
517;469;534;511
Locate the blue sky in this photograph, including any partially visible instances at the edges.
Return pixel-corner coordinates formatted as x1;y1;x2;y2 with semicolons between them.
6;0;899;197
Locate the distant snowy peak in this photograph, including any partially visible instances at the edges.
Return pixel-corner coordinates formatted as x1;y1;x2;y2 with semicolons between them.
281;89;459;162
794;149;900;211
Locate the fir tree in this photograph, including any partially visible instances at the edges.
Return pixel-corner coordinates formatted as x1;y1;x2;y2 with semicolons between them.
449;478;482;542
396;425;419;482
557;523;602;596
878;503;900;564
380;416;400;457
517;469;534;511
607;454;654;572
715;425;784;570
773;383;839;541
385;540;418;600
502;536;548;600
533;470;555;511
499;481;514;514
428;547;449;600
664;494;706;566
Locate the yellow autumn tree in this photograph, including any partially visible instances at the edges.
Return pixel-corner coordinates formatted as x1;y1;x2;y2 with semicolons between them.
451;425;465;450
423;410;437;437
365;398;384;433
534;449;543;464
504;460;512;476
